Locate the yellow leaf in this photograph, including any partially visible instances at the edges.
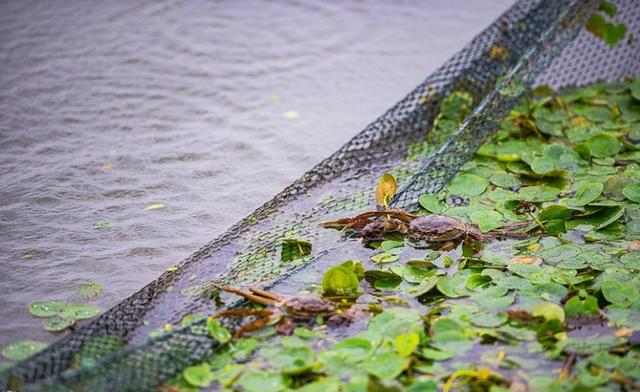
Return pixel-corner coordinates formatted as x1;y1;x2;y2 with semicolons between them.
615;327;633;337
506;255;543;266
531;303;565;323
283;111;299;119
144;203;166;211
527;243;541;251
375;173;397;208
101;163;115;170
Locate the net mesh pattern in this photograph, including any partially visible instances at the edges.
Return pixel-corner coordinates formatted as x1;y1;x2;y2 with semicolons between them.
2;0;639;390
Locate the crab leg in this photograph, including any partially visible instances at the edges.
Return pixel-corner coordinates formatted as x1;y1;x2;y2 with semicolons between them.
249;287;284;302
213;284;278;306
321;209;417;227
211;308;274;338
212;308;273;319
234;316;271;338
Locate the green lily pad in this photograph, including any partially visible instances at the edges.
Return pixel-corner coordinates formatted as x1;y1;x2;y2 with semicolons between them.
59;304;100;320
362;351;408;381
539;205;573;221
183;363;214;388
420;347;454;361
2;340;47;361
531;303;565;322
207;318;231;344
587;134;621;158
469;312;508;328
237;372;285;392
565;295;599;317
28;300;66;318
602;280;640;308
43;316;76;332
418;194;445;213
447;174;488;196
469;210;503;232
332;338;374;363
566;182;604;206
395;332;420;357
517;186;560;202
322;264;360;296
272;346;314;375
622;183;640;203
490;171;520;188
371;252;400;264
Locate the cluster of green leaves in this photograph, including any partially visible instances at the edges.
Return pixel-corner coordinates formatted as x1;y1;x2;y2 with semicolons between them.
586;1;629;46
164;79;640;391
27;300;101;332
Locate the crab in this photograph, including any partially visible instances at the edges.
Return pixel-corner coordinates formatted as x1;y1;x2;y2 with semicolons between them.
211;284;352;337
322;209;534;245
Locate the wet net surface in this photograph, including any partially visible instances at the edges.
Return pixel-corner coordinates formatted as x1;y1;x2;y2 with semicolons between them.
3;0;640;390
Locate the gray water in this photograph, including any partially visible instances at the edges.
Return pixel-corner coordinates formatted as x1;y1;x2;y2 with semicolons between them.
0;0;512;351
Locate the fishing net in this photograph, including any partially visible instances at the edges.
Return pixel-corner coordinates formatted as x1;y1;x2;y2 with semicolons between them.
2;0;639;390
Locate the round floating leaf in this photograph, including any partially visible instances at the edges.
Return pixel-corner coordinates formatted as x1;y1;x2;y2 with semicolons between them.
619;251;640;270
566;182;604;206
602;280;640;308
469;210;503;232
237;372;285;392
419;194;444;213
539;205;572;221
362;351;408;381
207;317;231;344
420;347;454;361
370;252;399;264
531;303;565;323
530;157;556;175
564;295;599;318
586;134;621;158
395;332;420;357
59;304;100;320
43;316;76;332
183;363;214;388
380;240;404;252
622;183;640;203
2;340;47;361
332;338;374;363
490;171;520;188
322;265;360;295
28;301;66;318
272;346;314;375
517;186;560;202
469;312;508;328
447;174;488;196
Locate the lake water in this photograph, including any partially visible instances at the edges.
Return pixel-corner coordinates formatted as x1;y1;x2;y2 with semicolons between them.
0;0;512;350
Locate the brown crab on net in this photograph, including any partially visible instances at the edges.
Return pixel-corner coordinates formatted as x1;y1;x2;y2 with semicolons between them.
321;208;536;249
211;284;361;337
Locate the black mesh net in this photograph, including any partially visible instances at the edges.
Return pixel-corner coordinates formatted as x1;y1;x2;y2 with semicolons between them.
2;0;639;390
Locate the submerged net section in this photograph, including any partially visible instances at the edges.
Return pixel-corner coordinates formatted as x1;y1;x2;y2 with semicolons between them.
2;0;639;390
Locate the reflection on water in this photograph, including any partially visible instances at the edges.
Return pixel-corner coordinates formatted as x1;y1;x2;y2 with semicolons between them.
0;0;512;348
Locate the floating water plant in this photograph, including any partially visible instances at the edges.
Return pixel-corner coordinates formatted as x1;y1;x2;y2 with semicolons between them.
158;78;640;391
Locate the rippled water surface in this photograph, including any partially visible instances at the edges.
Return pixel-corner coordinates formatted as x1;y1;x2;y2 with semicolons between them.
0;0;513;349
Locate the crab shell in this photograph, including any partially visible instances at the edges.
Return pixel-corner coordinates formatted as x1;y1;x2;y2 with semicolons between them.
408;214;467;242
282;296;336;320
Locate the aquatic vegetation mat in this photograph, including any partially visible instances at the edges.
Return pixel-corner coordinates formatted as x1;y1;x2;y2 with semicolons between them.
2;0;640;391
